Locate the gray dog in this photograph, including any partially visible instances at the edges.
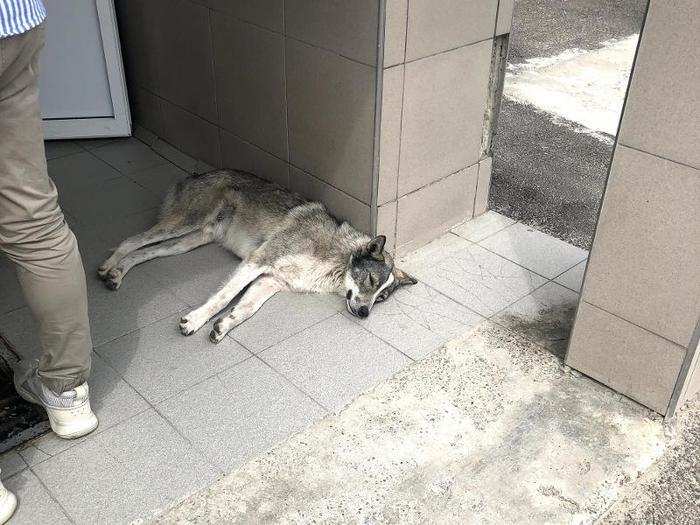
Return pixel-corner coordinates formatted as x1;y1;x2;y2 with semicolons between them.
98;170;417;343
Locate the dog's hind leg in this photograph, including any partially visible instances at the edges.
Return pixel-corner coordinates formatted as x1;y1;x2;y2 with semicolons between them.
208;276;286;343
103;229;213;290
97;222;198;279
179;262;267;336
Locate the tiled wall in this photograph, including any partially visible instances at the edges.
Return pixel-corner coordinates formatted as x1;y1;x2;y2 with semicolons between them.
116;0;511;249
566;0;700;415
115;0;380;232
376;0;512;254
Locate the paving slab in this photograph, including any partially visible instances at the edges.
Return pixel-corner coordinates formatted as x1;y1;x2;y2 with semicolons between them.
160;322;665;524
158;358;325;472
479;221;588;278
3;469;72;524
0;449;26;479
401;233;547;317
90;137;168;174
555;259;588;292
261;314;410;411
343;282;485;360
33;409;219;524
451;210;516;242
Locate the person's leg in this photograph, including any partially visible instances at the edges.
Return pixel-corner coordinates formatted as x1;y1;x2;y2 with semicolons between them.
0;27;93;415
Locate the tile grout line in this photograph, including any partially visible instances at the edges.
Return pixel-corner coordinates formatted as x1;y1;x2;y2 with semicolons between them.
27;463;78;524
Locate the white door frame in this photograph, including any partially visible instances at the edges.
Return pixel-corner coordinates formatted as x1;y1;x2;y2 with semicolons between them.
43;0;131;139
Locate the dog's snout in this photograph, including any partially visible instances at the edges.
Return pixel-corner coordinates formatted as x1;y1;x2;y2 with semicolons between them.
358;306;369;318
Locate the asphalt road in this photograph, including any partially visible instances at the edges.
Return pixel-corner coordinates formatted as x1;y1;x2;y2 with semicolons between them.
490;0;647;248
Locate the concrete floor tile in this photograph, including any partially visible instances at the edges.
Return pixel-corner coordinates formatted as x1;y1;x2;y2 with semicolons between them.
0;450;26;479
479;222;588;278
4;469;71;524
90;137;167;174
451;210;516;242
43;140;82;160
492;281;579;359
126;162;189;197
14;443;50;467
343;282;485;360
57;176;161;226
261;314;409;411
554;259;588;292
142;244;241;308
231;291;342;353
32;409;218;524
402;234;547;317
159;358;325;471
47;151;122;191
96;312;251;404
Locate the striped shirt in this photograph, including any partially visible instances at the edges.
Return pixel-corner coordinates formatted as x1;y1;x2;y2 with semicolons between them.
0;0;46;38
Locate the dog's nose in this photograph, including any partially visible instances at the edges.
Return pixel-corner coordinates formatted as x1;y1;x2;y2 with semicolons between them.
358;306;369;318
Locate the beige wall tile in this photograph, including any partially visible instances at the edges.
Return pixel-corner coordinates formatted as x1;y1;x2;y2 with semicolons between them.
674;327;700;410
220;130;289;188
197;0;284;33
157;0;217;123
377;66;404;205
474;156;492;216
384;0;408;67
377;201;398;254
567;301;686;415
405;0;497;61
286;39;377;204
399;41;492;196
582;146;700;347
212;15;287;161
285;0;379;65
396;165;477;252
116;0;163;94
617;0;699;168
289;167;371;233
161;100;221;167
495;0;515;36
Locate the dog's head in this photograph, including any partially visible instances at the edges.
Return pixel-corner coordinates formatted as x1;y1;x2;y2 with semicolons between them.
344;235;417;318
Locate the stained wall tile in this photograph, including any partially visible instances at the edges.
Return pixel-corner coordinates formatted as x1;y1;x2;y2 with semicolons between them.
286;39;376;204
567;301;686;414
582;146;699;346
405;0;497;61
399;41;492;195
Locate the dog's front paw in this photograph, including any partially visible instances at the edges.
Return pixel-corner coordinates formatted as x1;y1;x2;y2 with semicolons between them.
104;268;123;290
209;319;227;344
179;314;204;336
97;263;111;280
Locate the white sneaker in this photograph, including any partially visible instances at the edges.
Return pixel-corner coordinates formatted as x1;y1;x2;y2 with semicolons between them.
0;480;17;524
14;372;98;439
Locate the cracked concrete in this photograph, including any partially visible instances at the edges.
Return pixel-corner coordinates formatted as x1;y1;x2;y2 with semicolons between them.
158;322;665;524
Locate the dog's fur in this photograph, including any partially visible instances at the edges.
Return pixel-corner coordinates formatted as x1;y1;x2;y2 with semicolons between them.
98;170;417;343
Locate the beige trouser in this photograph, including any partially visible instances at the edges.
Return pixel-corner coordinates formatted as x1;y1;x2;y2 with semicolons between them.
0;25;91;393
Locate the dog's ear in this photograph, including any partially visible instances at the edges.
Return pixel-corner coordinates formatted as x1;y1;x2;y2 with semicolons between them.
366;235;386;260
393;267;418;286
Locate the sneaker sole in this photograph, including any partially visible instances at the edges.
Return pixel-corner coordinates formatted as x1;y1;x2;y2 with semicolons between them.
50;414;99;439
0;491;17;525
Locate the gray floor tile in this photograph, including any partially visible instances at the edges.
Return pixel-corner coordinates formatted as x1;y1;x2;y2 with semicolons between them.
90;137;167;174
451;211;516;242
479;222;588;278
44;140;82;160
32;409;218;524
261;314;409;411
77;138;119;150
159;358;325;471
4;469;71;524
47;151;122;195
26;353;151;457
84;260;188;347
125;161;189;197
57;176;161;227
402;234;547;317
96;312;251;404
73;207;160;258
491;281;579;359
554;260;588;293
343;282;485;360
0;265;24;315
231;291;342;353
142;243;241;308
0;450;26;479
15;443;50;467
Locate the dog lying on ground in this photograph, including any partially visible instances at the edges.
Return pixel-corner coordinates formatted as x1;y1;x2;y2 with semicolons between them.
98;170;417;343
